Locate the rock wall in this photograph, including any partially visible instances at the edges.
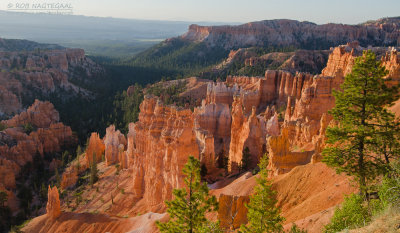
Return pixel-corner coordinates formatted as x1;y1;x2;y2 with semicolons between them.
181;18;399;49
127;96;200;211
218;194;249;230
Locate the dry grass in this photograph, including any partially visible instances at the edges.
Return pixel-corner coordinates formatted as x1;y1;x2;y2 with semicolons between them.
347;206;400;233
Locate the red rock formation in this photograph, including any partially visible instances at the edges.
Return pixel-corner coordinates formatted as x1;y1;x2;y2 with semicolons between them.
218;194;249;230
46;186;61;219
2;99;59;128
0;48;102;116
0;100;75;212
85;132;105;164
321;46;356;78
127;96;200;211
267;128;314;176
104;125;126;166
229;98;265;171
194;98;232;162
381;49;400;85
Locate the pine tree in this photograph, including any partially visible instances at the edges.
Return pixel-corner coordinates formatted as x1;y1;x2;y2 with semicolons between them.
0;191;7;208
240;153;284;233
40;182;47;201
90;153;98;186
55;166;60;187
76;145;82;157
240;147;252;172
156;156;219;233
322;50;400;197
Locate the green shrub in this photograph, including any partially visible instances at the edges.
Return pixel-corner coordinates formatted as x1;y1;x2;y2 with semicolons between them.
289;223;307;233
379;162;400;208
0;123;6;131
324;194;370;233
22;123;34;134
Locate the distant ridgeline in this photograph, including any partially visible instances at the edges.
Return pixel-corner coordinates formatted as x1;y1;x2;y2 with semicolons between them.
129;17;400;79
0;38;64;52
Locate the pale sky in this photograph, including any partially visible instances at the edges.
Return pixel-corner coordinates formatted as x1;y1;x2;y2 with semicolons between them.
2;0;399;24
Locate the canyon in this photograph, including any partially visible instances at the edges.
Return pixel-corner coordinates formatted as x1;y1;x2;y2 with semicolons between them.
20;42;400;232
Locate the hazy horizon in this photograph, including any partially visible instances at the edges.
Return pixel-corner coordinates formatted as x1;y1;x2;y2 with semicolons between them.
1;0;399;25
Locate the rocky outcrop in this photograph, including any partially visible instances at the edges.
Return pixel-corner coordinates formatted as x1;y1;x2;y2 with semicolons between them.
229;100;265;171
0;47;103;117
2;99;59;128
267;128;314;176
104;125;127;166
85;132;105;164
194;99;232;161
127;96;200;210
218;194;249;230
46;186;61;219
381;49;400;85
0;100;75;211
181;18;399;49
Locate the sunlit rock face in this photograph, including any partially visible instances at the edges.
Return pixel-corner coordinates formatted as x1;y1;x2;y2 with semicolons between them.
126;96;200;211
46;186;61;219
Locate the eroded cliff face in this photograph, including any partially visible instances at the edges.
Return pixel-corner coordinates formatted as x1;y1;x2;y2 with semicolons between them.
181;18;399;49
127;96;200;211
0;100;75;211
0;48;103;117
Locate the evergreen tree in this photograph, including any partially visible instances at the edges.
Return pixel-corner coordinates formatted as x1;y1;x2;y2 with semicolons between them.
0;191;7;208
156;156;219;233
55;166;61;187
240;153;284;233
61;151;69;167
240;147;252;172
76;145;82;157
90;153;98;186
322;50;400;197
39;183;47;202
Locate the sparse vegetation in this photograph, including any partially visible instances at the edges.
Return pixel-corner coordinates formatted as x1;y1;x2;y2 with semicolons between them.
90;153;99;186
240;147;252;172
322;50;400;198
156;156;221;233
240;153;284;233
324;194;371;232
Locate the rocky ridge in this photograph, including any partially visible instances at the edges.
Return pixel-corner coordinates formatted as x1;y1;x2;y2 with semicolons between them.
182;18;399;49
0;100;76;213
0;46;103;117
